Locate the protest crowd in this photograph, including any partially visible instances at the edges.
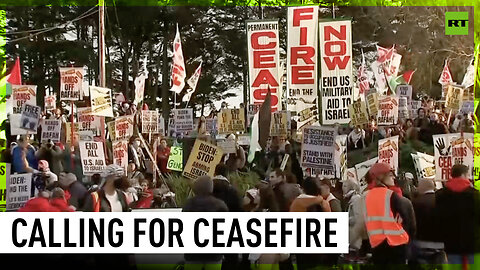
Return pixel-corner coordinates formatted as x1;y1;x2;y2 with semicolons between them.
0;5;478;270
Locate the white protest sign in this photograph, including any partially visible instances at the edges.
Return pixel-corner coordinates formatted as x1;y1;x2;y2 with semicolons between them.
79;141;106;175
355;157;378;192
433;133;474;180
247;20;282;112
158;116;165;136
77;107;101;136
280;154;290;171
300;126;335;177
59;67;83;101
398;97;409;120
319;20;353;125
173;109;194;133
287;6;319;128
460;100;474;115
377;96;398;125
411;152;435;180
366;92;379;116
113;140;128;175
410;100;422;118
20;104;41;133
396;85;412;106
41;119;61;142
11;85;37;115
115;115;134;141
247;104;261;128
371;61;388;95
378;136;399;174
6;173;32;211
90;86;114;117
217;139;237;154
45;95;56;111
142;110;159;134
237;135;250;146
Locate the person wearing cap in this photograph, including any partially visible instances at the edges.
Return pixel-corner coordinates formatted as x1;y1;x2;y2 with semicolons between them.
410;179;446;264
434;164;480;265
183;175;228;270
363;162;416;264
83;164;129;212
59;172;88;210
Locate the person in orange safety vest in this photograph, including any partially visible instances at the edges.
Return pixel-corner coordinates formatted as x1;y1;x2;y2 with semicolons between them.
364;162;416;264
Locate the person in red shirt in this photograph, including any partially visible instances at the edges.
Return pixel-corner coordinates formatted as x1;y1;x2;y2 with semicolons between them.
157;138;170;175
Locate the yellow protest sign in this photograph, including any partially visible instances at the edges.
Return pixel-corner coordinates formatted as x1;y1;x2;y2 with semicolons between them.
183;140;223;180
349;100;369;127
366;93;379;116
0;163;9;212
445;85;464;110
218;108;245;134
270;111;288;136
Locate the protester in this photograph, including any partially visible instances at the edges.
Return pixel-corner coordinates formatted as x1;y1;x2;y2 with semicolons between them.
434;164;480;265
319;181;342;212
11;135;38;173
35;139;64;175
18;191;60;212
290;177;330;212
419;113;449;144
212;163;243;212
50;187;75;212
413;108;429;129
156;138;171;175
362;163;416;264
347;126;365;150
59;172;88;210
36;159;58;189
183;175;228;270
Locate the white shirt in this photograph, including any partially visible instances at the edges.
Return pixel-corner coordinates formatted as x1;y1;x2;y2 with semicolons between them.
105;191;123;212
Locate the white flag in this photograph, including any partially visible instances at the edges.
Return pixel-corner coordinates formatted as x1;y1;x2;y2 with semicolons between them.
461;61;474;88
183;61;202;102
134;56;149;105
171;24;186;94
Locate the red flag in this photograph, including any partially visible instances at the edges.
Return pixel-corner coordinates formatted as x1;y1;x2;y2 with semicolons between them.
438;60;453;85
7;57;22;85
402;70;415;84
377;45;394;63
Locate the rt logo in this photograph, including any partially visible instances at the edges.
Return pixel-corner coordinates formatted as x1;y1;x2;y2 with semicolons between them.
445;12;469;35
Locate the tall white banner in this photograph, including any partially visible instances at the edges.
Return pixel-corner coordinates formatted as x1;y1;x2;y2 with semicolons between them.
319;20;353;125
171;24;186;94
378;136;399;174
247;20;281;112
287;6;319;129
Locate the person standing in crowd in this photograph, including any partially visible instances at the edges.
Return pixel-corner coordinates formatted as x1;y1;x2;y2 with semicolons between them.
11;135;38;173
224;135;246;173
319;181;342;212
59;172;88;210
83;165;130;212
420;113;449;145
50;187;75;212
212;163;243;212
434;164;480;265
18;190;60;212
127;162;144;188
290;177;330;212
348;126;365;150
411;179;446;264
363;163;416;264
260;169;301;212
183;175;228;270
35;139;63;175
129;137;145;172
157;138;171;175
37;160;58;187
414;108;429;129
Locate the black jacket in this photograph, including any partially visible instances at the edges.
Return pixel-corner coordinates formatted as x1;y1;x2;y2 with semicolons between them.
435;187;480;254
412;192;438;242
212;176;243;212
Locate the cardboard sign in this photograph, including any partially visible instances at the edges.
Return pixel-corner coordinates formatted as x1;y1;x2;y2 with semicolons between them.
355;157;378;192
445;85;464;111
217;139;237;154
79;141;106;175
183;140;223;180
0;163;10;212
20;104;41;132
237;135;250;146
167;146;183;172
270;111;288;136
287;6;319;128
433;133;474;180
173;109;194;133
378;136;399;174
77;107;101;136
371;61;388;95
247;20;281;112
411;152;435;180
218;108;246;134
45;95;56;111
319;20;353;125
396;85;412;106
90;86;114;117
205;118;217;135
335;135;348;181
6;173;32;211
59;67;83;101
41;119;61;142
115;115;134;141
300;126;335;175
398;97;409;120
142;110;159;134
11;85;37;115
349;100;369;127
366;92;379;116
65;122;79;145
410;100;422;119
107;121;116;141
377;96;398;125
113;140;128;175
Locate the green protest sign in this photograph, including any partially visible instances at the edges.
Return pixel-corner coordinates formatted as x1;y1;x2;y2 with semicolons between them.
0;163;9;212
167;146;183;172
